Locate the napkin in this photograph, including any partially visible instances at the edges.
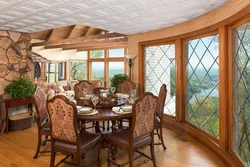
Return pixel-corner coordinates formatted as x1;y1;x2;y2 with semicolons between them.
112;106;123;112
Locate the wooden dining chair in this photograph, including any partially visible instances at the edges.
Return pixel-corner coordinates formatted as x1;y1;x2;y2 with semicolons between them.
117;79;136;95
74;80;94;106
154;84;167;150
107;92;158;167
47;95;101;167
33;86;51;159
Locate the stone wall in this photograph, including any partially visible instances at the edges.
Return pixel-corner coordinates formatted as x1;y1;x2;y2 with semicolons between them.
0;30;33;94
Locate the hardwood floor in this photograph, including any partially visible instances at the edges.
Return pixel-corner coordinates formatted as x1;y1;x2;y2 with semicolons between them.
0;124;225;167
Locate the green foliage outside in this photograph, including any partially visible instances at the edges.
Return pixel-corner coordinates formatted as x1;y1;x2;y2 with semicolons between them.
4;76;35;98
70;61;86;80
188;96;219;136
110;74;129;93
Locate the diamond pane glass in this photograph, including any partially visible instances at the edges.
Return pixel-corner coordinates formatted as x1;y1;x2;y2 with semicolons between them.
186;35;219;137
144;44;176;116
232;21;250;167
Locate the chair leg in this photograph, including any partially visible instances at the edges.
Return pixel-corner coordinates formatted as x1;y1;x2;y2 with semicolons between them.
50;151;56;167
76;153;81;167
107;144;111;167
33;133;42;159
97;143;101;167
156;129;160;139
129;149;134;167
160;127;167;150
150;141;157;167
41;135;49;146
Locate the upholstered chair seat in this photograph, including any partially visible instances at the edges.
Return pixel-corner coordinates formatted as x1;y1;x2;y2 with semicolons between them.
33;86;51;159
107;92;158;167
154;84;167;150
47;95;101;167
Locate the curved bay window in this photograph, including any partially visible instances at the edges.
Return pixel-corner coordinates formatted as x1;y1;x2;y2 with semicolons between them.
144;44;176;116
186;35;219;137
232;21;250;167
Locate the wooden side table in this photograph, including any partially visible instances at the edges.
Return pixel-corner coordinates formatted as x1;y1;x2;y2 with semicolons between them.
5;97;34;133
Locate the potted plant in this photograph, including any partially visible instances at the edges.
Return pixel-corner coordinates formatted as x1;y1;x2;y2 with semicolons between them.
110;74;129;93
4;76;35;98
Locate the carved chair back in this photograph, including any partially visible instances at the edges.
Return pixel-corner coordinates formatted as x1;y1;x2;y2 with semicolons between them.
131;92;158;139
34;86;49;127
118;79;136;95
47;95;79;144
74;80;94;99
156;84;167;119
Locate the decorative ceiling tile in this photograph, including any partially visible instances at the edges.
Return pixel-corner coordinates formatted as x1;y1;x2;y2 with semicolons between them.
0;0;229;34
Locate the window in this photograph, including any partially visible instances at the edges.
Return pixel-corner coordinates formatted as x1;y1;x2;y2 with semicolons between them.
109;62;125;86
46;62;66;83
91;62;104;84
144;44;176;116
89;48;125;87
232;21;250;167
186;35;219;137
90;50;104;58
109;49;124;58
70;60;87;80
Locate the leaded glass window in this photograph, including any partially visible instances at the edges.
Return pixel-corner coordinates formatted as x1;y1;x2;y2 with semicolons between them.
186;35;219;137
232;21;250;167
145;44;176;116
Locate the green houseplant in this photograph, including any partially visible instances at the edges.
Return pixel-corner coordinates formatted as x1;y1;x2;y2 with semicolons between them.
4;76;35;98
110;74;129;93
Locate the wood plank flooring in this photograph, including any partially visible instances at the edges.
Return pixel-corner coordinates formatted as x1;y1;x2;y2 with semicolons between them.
0;124;225;167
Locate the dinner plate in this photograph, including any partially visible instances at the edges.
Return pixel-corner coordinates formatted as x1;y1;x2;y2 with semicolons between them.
121;105;132;111
85;94;93;98
76;106;82;110
116;93;129;98
78;107;93;114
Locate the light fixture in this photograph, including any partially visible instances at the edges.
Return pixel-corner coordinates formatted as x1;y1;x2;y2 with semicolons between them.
125;54;137;80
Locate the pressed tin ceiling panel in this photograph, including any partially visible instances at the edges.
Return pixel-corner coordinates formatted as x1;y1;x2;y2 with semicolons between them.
0;0;228;35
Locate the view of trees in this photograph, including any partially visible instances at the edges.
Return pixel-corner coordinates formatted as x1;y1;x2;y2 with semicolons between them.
232;23;250;166
186;35;219;137
70;61;86;80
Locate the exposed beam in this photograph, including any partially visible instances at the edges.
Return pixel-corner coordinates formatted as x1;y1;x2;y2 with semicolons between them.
46;37;128;50
46;28;56;41
76;43;128;51
32;32;126;47
84;27;92;36
65;25;77;39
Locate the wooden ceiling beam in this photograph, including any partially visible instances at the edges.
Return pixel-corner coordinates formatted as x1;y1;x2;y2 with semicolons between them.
84;27;92;36
65;25;77;39
46;28;56;41
32;32;126;47
45;37;128;50
76;43;128;52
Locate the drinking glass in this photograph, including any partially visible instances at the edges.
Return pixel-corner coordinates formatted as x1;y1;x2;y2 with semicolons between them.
91;95;99;111
110;87;116;94
82;88;87;96
131;89;136;99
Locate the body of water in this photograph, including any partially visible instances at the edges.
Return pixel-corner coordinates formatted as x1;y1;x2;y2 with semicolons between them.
190;88;219;102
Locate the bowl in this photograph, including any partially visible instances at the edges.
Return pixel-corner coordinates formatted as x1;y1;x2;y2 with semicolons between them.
78;107;93;114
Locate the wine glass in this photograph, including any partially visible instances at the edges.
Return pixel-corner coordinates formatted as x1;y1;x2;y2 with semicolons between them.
82;88;87;96
110;86;116;94
91;95;99;111
131;89;136;99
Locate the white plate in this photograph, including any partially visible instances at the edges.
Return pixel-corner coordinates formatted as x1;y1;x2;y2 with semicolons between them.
85;94;93;98
121;105;132;111
116;93;129;98
76;106;82;110
78;107;93;114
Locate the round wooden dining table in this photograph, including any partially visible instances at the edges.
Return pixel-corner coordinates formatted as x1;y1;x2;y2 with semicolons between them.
77;98;132;132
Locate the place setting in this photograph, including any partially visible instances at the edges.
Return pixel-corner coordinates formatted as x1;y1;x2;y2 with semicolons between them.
77;94;99;115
